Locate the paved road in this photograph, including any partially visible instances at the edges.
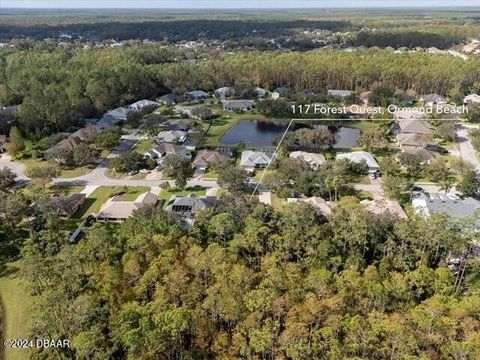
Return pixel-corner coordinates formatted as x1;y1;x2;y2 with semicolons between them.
456;124;480;173
0;155;29;181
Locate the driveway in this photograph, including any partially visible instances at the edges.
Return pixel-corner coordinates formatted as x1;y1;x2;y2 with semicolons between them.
0;154;29;180
456;124;480;173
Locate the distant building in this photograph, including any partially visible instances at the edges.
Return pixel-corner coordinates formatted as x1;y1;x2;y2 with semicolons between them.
240;150;275;172
397;119;433;135
271;87;288;100
96;107;131;129
96;192;158;222
255;87;267;100
327;89;353;99
289;151;326;169
336;151;380;174
464;94;480;104
186;90;209;100
214;87;235;99
129;99;159;111
401;147;438;164
420;94;448;107
157;93;180;105
223;100;255;112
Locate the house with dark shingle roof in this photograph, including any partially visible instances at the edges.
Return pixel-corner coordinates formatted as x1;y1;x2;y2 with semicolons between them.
165;194;217;226
193;150;230;171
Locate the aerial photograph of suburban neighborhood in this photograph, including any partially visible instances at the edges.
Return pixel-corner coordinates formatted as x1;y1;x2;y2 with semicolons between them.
0;0;480;358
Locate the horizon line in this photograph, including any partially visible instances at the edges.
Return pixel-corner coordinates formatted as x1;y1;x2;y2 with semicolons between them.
2;6;480;10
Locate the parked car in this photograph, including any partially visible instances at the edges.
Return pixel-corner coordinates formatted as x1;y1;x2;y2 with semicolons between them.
139;169;151;174
128;169;139;176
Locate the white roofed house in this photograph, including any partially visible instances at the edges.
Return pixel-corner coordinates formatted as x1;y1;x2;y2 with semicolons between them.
129;99;159;111
420;94;448;107
186;90;210;100
255;87;267;100
464;94;480;104
289;151;326;170
240;150;275;172
327;89;353;99
336;151;380;174
157;93;180;105
96;192;158;222
214;87;235;99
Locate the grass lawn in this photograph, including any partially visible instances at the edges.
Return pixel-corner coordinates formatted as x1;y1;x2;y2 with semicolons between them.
271;193;285;209
253;169;275;181
73;186;151;218
203;113;268;147
0;261;33;360
134;139;156;154
200;170;219;180
21;159;92;178
159;186;207;204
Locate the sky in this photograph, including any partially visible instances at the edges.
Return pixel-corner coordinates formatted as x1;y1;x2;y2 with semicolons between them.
1;0;475;9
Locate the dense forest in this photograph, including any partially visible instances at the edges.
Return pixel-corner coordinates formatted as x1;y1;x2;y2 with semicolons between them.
19;192;480;359
1;47;480;137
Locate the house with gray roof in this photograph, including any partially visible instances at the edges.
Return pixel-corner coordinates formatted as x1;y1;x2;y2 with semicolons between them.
412;193;480;229
144;143;189;162
223;100;255;112
129;99;159;111
420;94;448;107
240;150;275;172
186;90;209;100
327;89;353;99
165;194;216;226
336;151;380;174
214;87;235;99
157;93;180;105
289;151;326;170
157;130;187;144
96;107;131;129
398;119;433;135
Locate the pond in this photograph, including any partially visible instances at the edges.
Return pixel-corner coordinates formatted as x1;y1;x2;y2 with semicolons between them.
219;120;360;148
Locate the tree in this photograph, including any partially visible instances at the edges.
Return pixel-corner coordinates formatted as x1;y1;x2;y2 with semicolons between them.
283;128;335;152
217;166;249;193
95;128;121;150
26;165;60;188
162;155;193;188
382;176;412;201
46;146;74;166
7;126;24;155
398;152;423;179
109;151;152;173
73;144;98;167
436;122;456;142
457;170;480;198
0;167;16;191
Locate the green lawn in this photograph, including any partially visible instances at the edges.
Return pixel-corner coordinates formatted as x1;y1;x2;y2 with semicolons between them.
159;186;207;204
73;186;151;218
21;159;92;178
0;261;32;360
200;170;219;180
134;139;156;154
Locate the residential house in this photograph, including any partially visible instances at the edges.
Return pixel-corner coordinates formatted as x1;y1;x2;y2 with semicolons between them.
287;197;336;216
240;150;275;172
271;87;288;100
360;199;407;219
186;90;209;100
193;149;230;171
401;147;438;164
464;94;480;104
420;94;448;107
223;100;255;112
214;87;235;99
96;107;131;129
360;91;371;105
396;132;436;148
144;143;189;161
165;194;216;226
157;93;180;105
129;99;159;111
289;151;326;169
157;130;187;144
50;193;86;219
45;135;82;162
412;193;480;229
255;87;267;100
96;192;158;222
336;151;380;174
397;119;433;135
327;89;353;99
70;125;101;143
